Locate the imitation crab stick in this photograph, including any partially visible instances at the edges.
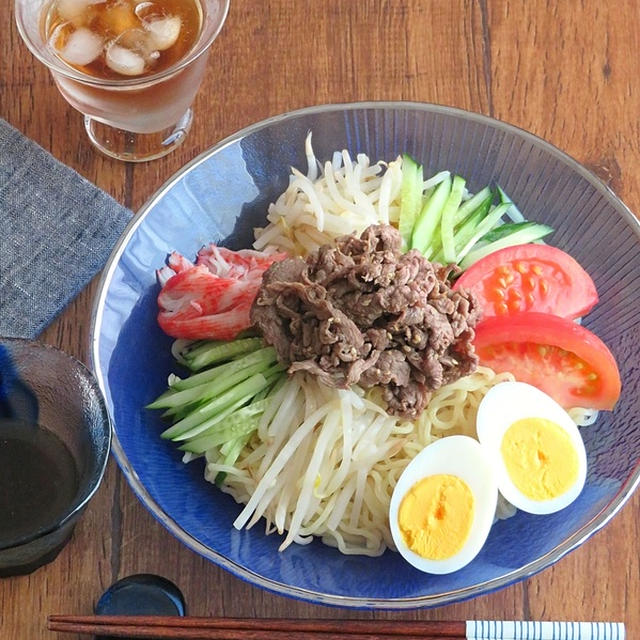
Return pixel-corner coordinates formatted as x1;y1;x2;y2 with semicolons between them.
156;244;285;341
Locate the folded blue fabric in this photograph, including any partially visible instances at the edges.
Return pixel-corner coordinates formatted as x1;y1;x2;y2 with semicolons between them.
0;118;132;339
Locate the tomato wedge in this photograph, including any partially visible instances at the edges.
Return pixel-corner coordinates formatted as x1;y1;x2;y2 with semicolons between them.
474;312;621;410
453;244;598;319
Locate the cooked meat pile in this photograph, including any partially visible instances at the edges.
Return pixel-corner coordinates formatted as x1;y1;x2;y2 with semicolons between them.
250;225;480;418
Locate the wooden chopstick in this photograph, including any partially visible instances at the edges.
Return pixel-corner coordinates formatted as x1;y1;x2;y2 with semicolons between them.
47;616;627;639
47;615;464;639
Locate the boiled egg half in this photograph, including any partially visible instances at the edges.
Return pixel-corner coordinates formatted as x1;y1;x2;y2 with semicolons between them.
476;381;587;515
389;435;498;574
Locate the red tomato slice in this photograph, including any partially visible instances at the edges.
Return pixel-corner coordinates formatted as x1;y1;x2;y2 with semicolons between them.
474;312;621;410
453;244;598;319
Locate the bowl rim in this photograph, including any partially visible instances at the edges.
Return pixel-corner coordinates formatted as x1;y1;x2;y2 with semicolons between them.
89;100;640;609
0;336;112;551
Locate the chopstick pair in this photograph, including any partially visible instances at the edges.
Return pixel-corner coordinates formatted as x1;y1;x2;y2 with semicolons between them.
47;615;626;639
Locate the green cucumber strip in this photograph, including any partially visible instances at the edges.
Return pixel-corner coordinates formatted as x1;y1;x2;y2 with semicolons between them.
169;392;257;443
252;386;271;403
451;195;493;256
181;411;263;454
215;431;255;487
190;398;269;444
254;362;287;381
225;397;270;422
184;337;264;371
157;347;275;403
160;372;272;439
431;194;492;263
220;431;253;458
459;224;554;270
251;372;285;401
163;363;284;440
178;381;283;452
149;388;175;406
410;175;452;254
171;346;275;391
221;430;255;479
481;221;553;244
497;185;525;222
162;403;203;421
398;153;424;248
452;186;492;225
497;185;512;204
455;202;512;263
439;175;466;263
259;373;286;399
150;351;276;411
147;357;275;410
172;339;211;362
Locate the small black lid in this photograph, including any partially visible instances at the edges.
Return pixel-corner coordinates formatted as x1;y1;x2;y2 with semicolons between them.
94;574;186;639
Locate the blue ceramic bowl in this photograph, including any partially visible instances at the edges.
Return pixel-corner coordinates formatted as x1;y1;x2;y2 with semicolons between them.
90;103;640;608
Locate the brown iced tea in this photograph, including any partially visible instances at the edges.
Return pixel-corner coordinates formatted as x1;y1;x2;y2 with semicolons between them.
17;0;227;160
44;0;202;79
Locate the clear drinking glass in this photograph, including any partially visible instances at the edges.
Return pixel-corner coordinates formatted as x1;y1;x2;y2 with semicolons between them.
15;0;229;162
0;338;111;577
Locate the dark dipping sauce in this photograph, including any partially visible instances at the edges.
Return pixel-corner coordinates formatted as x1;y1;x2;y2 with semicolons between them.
0;418;79;548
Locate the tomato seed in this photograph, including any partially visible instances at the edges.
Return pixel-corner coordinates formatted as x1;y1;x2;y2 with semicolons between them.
539;279;549;295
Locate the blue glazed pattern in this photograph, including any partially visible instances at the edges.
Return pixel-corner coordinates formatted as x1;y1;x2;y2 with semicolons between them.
90;103;640;608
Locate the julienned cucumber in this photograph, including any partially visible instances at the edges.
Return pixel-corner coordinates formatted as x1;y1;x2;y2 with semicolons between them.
398;153;424;247
439;175;467;263
455;202;513;263
411;176;452;254
459;223;554;269
399;157;553;269
429;194;491;264
160;367;277;439
147;337;286;486
180;337;263;371
178;399;270;453
480;221;553;244
453;186;492;226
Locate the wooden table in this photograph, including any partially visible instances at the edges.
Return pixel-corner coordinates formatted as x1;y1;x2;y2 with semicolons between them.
1;1;638;638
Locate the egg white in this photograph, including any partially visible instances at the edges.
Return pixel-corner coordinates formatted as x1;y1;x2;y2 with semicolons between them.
389;435;498;574
476;381;587;515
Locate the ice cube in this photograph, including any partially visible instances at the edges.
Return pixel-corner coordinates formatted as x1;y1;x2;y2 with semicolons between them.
101;1;139;35
57;0;104;21
53;25;104;66
105;28;154;75
134;2;181;51
144;16;181;51
134;1;165;21
106;43;146;75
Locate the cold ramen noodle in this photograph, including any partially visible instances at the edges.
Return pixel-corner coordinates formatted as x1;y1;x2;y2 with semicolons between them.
148;136;621;571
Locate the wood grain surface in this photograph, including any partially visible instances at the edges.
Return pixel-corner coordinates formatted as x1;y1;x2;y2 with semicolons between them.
1;1;638;638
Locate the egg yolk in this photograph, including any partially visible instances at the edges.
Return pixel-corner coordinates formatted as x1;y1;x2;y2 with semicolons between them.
500;417;578;501
398;474;474;560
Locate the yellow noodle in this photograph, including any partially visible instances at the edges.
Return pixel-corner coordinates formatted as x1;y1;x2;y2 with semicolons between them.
216;366;533;555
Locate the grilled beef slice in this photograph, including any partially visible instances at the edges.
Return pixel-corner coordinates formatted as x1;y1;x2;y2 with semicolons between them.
250;225;480;419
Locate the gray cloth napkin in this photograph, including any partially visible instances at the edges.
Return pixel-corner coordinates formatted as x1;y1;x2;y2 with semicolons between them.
0;118;132;339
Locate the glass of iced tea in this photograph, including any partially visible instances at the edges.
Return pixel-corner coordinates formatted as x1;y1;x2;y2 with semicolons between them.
15;0;229;162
